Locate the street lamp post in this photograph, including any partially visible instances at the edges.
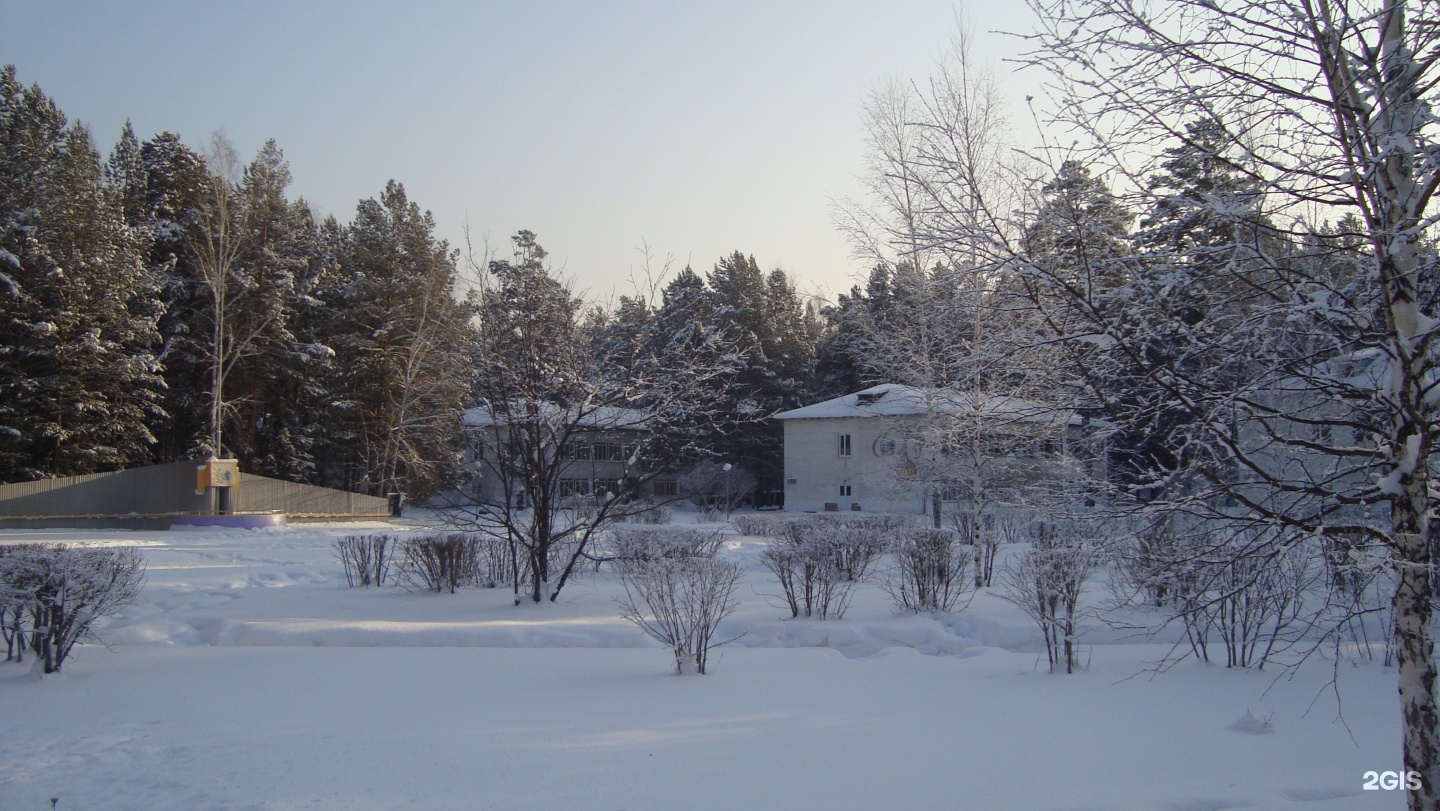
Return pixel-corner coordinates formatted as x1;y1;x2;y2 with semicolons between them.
722;463;733;521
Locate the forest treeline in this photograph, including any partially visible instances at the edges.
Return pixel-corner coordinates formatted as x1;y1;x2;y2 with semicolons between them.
0;63;1397;507
0;65;831;500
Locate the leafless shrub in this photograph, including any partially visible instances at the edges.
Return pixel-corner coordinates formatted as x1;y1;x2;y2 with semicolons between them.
885;528;971;613
737;512;916;540
1001;525;1100;674
623;504;674;525
473;535;518;589
680;461;756;518
334;534;395;587
1106;512;1196;610
0;545;146;673
1112;517;1319;669
1176;527;1316;670
397;534;481;593
733;514;791;537
759;519;880;620
603;527;724;563
0;544;44;662
617;556;745;674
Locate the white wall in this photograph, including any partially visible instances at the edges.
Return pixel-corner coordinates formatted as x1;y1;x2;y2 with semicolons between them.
782;417;926;513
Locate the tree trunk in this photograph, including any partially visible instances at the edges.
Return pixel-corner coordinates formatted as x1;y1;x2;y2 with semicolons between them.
1394;500;1439;809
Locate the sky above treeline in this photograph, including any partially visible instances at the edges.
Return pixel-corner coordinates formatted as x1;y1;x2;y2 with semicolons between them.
2;1;1044;302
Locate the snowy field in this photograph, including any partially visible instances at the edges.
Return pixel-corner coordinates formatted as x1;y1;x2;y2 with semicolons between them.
0;517;1409;811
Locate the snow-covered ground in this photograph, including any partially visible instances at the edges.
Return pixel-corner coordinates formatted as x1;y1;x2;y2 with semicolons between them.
0;518;1408;810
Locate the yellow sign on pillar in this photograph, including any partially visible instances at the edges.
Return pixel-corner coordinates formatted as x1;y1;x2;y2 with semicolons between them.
196;459;241;493
210;459;239;487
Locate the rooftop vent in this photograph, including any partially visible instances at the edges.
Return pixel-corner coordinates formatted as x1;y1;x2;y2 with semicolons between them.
855;391;886;406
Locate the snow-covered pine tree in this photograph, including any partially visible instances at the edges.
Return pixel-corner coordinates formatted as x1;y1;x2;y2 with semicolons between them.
322;181;473;501
220;141;329;481
128;131;214;463
700;252;816;498
0;66;163;480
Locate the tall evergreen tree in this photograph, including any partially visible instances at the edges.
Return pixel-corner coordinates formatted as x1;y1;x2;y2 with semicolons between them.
221;140;325;479
322;181;473;500
130;131;213;462
701;252;816;495
0;67;162;480
1102;119;1280;495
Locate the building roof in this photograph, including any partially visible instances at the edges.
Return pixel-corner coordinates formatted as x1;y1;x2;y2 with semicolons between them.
774;383;1087;426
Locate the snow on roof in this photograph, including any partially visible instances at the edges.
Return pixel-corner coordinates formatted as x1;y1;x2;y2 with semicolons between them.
774;383;1087;426
462;401;650;431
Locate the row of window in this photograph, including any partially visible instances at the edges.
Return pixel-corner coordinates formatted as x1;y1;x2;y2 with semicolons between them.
557;478;679;498
552;478;622;498
835;433;1062;458
562;441;636;462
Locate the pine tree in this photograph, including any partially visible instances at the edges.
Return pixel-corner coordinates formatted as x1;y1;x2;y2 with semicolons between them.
132;131;213;463
1102;119;1281;496
221;141;325;479
0;67;163;480
701;252;816;495
322;181;473;500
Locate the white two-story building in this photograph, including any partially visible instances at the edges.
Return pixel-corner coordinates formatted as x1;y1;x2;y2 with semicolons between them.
776;383;1105;515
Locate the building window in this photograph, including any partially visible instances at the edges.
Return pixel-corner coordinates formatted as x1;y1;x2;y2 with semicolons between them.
838;434;852;457
559;478;592;497
592;441;624;461
654;479;679;497
563;441;591;460
875;438;896;457
839;484;853;497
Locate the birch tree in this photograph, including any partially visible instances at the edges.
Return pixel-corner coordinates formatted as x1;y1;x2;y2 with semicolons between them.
833;28;1085;559
453;231;739;604
1009;2;1440;803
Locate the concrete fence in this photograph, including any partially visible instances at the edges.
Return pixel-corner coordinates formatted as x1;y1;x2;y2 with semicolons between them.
0;460;389;523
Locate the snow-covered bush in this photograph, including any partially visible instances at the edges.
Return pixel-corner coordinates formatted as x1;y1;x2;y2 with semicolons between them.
334;534;395;587
603;527;723;563
617;556;744;674
1178;526;1314;670
623;504;674;525
884;528;970;613
0;543;43;661
680;461;756;518
732;514;791;538
473;535;517;589
1112;518;1317;669
759;518;880;620
737;512;915;542
1000;525;1100;674
0;544;145;673
396;534;481;594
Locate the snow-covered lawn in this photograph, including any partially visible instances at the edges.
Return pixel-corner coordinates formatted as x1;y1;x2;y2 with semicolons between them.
0;520;1406;810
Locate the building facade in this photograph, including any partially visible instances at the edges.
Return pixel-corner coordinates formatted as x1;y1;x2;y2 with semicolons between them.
776;384;1106;515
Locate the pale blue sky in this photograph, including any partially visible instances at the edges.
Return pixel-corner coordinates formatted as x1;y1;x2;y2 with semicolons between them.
2;1;1042;301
